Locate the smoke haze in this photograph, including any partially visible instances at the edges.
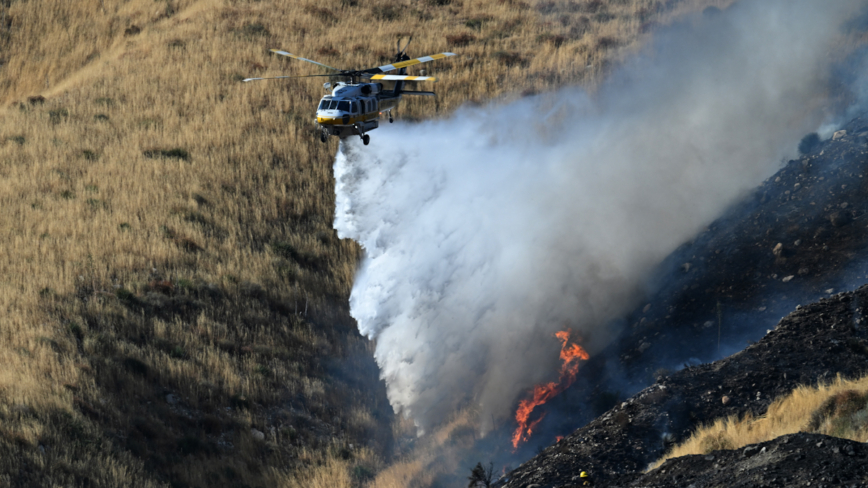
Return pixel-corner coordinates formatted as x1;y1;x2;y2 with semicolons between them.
333;0;866;433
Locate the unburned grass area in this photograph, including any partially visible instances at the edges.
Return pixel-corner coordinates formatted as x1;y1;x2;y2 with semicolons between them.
0;0;731;486
651;374;868;471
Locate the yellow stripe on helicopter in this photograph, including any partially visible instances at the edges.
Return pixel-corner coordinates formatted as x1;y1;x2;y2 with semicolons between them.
369;74;438;81
374;52;455;73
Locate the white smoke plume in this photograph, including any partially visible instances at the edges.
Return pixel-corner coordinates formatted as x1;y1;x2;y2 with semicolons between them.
333;0;866;433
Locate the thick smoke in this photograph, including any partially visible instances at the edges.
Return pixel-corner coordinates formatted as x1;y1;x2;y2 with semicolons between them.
333;0;865;433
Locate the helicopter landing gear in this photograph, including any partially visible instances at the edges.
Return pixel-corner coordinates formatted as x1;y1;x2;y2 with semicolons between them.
362;134;370;146
388;112;394;123
319;127;328;143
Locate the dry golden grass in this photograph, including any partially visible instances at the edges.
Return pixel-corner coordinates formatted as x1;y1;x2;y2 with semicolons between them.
650;374;868;471
0;0;728;485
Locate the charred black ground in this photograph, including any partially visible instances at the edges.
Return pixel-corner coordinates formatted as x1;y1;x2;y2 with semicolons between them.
499;284;868;487
488;114;868;485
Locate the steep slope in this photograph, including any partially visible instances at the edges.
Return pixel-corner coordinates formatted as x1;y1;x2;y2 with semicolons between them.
634;432;868;488
517;111;868;452
0;0;717;486
500;283;868;487
493;104;868;484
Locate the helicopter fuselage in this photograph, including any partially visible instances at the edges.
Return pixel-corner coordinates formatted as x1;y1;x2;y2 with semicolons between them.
316;82;400;140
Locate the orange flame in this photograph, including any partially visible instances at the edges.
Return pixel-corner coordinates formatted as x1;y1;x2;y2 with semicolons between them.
556;435;564;443
511;330;589;449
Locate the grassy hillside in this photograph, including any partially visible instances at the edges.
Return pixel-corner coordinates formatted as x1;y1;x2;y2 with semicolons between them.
0;0;724;486
651;373;868;471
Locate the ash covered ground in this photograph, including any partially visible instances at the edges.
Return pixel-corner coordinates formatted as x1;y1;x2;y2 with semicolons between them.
490;115;868;486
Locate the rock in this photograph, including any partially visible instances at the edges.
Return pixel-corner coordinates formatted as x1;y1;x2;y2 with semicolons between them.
773;243;783;256
643;304;652;313
782;275;794;283
742;445;759;458
833;129;847;140
250;428;265;441
166;393;179;405
721;395;730;405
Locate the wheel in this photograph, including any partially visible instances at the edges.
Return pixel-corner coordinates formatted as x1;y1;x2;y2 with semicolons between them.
362;134;370;146
320;128;328;143
388;114;394;123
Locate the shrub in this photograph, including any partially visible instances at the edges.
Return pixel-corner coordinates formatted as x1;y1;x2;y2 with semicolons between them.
372;5;401;21
239;23;270;37
68;322;84;341
316;46;341;57
48;108;69;123
538;33;567;47
143;148;189;160
229;394;250;410
808;390;868;431
798;132;820;155
122;357;149;377
595;36;620;49
465;18;486;30
492;50;523;67
116;288;135;301
305;6;337;24
468;462;494;487
446;33;475;47
170;346;187;359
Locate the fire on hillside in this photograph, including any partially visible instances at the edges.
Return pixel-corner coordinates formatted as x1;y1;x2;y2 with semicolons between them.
512;330;589;450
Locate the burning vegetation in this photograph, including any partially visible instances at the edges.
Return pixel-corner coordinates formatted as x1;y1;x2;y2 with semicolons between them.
512;330;589;449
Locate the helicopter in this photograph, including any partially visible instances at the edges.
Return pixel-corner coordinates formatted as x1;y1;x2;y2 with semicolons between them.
243;38;454;145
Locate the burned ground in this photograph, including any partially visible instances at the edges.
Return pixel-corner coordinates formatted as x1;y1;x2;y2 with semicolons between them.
632;432;868;488
499;285;868;486
492;115;868;485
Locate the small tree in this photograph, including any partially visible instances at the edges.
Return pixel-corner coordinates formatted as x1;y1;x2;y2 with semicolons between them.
468;462;494;488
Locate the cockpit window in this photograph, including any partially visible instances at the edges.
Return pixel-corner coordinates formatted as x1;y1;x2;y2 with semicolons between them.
351;102;359;113
337;101;350;112
318;99;330;110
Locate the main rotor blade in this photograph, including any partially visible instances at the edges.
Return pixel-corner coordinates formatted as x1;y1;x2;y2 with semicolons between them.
368;74;438;82
361;52;455;74
270;49;342;71
242;74;337;82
